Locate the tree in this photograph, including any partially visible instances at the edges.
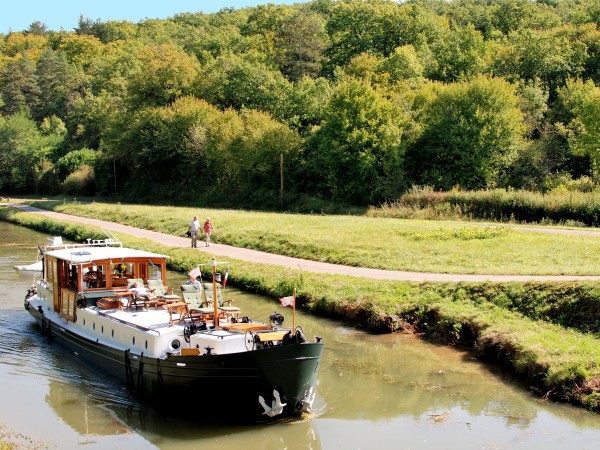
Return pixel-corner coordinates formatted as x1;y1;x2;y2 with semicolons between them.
406;76;525;190
3;32;48;59
34;48;85;121
343;53;381;83
54;148;97;180
325;0;386;68
91;20;138;44
200;55;294;123
286;76;332;133
27;21;48;36
126;44;200;108
494;27;587;95
377;45;424;84
275;10;328;81
98;96;218;199
75;15;99;36
558;78;600;181
307;78;406;204
0;53;40;115
202;109;301;195
429;23;488;82
54;34;103;69
0;113;54;193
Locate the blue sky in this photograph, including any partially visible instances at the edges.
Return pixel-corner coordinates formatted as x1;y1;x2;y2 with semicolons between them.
1;1;306;34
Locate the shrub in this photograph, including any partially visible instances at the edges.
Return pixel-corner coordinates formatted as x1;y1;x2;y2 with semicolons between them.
62;165;96;196
374;187;600;226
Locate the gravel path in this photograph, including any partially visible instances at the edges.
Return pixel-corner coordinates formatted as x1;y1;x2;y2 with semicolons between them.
10;203;600;282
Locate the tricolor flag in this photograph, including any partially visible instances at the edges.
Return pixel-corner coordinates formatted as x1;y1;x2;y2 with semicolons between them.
223;266;229;286
279;295;295;307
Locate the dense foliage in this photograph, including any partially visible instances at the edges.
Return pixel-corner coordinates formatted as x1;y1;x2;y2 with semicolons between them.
1;0;600;207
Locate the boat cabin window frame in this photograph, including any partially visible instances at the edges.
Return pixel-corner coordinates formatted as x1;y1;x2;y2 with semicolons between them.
48;253;168;322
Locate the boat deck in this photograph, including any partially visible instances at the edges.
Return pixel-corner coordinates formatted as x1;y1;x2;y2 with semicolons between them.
95;307;186;332
93;306;237;334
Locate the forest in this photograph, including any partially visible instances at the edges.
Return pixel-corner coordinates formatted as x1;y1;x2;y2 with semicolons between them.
1;0;599;208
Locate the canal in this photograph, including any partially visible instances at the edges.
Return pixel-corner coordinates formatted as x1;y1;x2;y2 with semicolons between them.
1;221;599;449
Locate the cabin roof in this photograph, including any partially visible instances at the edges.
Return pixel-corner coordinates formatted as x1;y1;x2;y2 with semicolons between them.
44;246;169;263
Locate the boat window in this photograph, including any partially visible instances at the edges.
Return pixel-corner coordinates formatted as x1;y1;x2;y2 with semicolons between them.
82;265;107;289
47;259;55;285
111;261;130;287
132;336;136;346
170;339;181;351
95;265;107;289
68;266;78;290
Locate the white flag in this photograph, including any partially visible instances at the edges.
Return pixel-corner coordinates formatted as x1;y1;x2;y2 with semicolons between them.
279;295;295;307
188;267;201;279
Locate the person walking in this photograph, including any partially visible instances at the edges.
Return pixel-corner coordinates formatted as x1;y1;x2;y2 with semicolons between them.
203;217;214;247
189;215;200;248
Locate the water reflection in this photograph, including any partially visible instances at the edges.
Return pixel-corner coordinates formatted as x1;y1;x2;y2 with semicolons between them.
43;369;324;449
46;379;131;436
2;221;600;450
44;374;323;448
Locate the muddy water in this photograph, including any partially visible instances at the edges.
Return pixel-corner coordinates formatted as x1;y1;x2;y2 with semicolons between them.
1;221;600;450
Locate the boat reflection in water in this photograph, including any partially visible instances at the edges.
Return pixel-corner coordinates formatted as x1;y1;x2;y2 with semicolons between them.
45;374;323;449
46;379;131;438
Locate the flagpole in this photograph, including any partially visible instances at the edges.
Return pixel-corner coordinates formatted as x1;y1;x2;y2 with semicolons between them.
212;257;219;328
292;287;296;331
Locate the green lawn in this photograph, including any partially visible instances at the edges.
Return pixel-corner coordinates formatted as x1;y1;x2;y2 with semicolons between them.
31;200;600;276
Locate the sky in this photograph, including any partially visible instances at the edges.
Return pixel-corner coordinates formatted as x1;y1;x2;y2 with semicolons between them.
1;1;306;34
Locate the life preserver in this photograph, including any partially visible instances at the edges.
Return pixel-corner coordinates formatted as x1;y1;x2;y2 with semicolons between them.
245;331;255;351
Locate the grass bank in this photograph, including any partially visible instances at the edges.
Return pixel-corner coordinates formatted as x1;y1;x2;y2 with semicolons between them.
2;205;600;411
24;200;600;276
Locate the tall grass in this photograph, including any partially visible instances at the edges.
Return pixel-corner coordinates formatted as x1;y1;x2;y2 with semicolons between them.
372;187;600;227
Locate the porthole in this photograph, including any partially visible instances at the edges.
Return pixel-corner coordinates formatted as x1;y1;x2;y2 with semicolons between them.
101;326;104;334
111;330;114;338
93;323;95;331
132;336;136;345
170;339;181;351
145;340;148;349
83;319;86;326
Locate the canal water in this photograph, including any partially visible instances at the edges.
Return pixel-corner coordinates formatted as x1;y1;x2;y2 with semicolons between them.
1;221;600;449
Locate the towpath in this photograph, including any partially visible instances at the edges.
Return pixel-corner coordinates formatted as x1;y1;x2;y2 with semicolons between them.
8;203;600;283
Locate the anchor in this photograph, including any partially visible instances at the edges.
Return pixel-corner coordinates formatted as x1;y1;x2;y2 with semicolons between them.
258;388;287;417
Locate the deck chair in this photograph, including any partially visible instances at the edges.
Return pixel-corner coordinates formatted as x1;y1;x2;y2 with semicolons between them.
202;282;240;320
180;284;214;322
127;278;144;289
148;279;180;302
